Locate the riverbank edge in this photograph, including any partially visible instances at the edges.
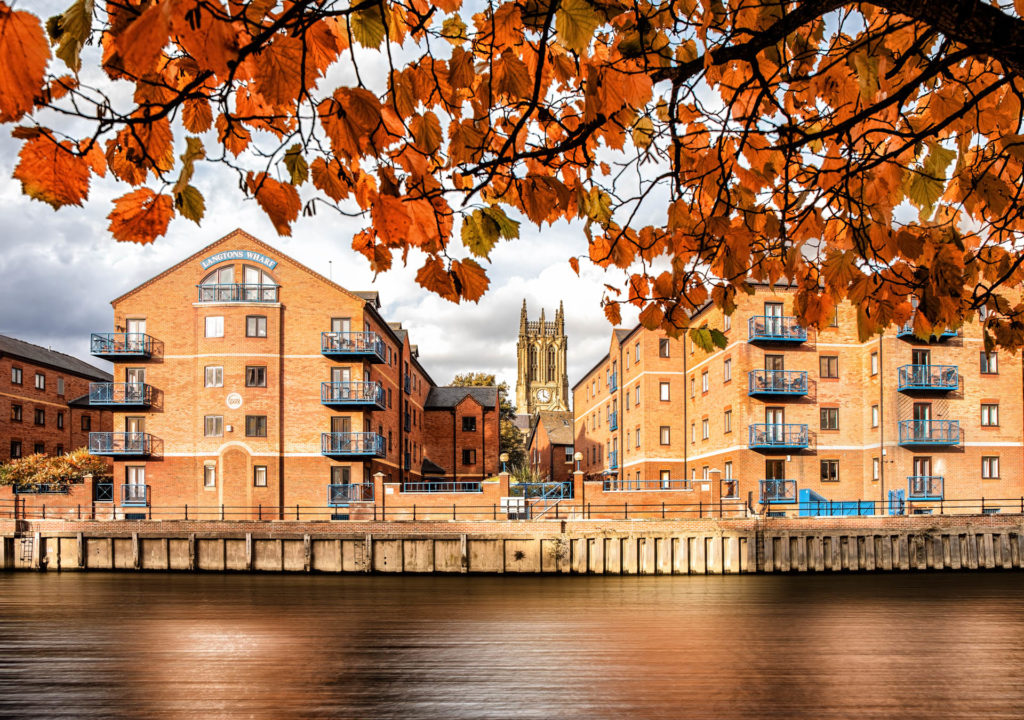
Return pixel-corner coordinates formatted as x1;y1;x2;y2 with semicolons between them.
3;515;1022;574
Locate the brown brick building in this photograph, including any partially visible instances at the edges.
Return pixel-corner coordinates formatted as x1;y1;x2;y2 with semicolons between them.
87;229;498;516
0;335;112;461
526;411;575;484
574;286;1024;514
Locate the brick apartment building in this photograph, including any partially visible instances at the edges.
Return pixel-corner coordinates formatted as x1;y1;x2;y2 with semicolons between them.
0;335;112;461
85;229;498;517
526;411;575;484
574;286;1024;513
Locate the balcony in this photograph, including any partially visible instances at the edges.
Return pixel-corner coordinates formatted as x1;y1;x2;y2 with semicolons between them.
90;332;154;359
748;316;807;344
609;411;618;430
608;450;619;470
196;283;279;303
897;320;957;342
403;481;483;493
321;432;386;459
89;432;153;457
320;381;385;410
320;331;386;363
898;419;961;447
328;483;374;505
748;369;809;397
897;364;958;393
121;483;148;506
608;372;618;392
759;479;797;504
908;475;944;501
89;382;154;407
748;423;810;450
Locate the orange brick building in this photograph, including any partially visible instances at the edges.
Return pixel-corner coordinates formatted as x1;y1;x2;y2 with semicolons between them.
526;411;575;484
0;335;112;461
86;229;498;517
574;286;1024;514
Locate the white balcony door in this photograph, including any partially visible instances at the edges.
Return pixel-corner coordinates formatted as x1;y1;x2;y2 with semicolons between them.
126;367;145;384
913;457;932;477
766;407;785;443
331;317;351;333
765;302;784;336
125;416;144;433
126;319;146;352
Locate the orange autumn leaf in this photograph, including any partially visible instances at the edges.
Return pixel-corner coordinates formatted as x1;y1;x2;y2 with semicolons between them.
450;258;490;302
107;188;174;244
115;0;172;77
216;114;251;156
247;172;301;236
0;3;49;123
182;98;213;133
415;256;459;302
13;134;91;209
310;157;353;202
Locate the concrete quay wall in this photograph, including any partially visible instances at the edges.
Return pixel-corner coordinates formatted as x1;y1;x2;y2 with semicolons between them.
3;515;1024;574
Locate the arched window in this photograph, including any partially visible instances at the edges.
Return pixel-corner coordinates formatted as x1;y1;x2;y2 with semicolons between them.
242;265;277;301
546;345;556;381
529;346;538;381
199;266;235;301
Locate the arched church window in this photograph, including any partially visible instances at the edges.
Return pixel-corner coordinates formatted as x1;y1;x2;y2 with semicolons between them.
547;345;556;381
529;346;538;381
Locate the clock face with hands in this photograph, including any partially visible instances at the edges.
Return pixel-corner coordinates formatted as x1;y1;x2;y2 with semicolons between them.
536;388;552;403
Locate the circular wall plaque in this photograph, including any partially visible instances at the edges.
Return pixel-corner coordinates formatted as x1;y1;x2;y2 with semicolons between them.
226;393;243;409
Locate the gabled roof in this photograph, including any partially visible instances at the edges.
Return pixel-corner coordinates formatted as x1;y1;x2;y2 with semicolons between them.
421;458;447;476
536;411;574;445
0;335;112;382
425;386;499;409
354;291;380;308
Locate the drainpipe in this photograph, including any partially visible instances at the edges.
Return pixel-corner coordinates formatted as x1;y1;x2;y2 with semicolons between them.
683;336;688;482
879;333;885;508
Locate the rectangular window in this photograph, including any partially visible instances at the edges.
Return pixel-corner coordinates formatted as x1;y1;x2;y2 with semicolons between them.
659;382;670;401
724;461;733;479
34;408;44;426
33;443;44;455
205;366;223;387
11;367;21;385
635;342;640;363
204;465;216;488
723;358;731;382
659;339;670;358
660;426;670;445
634;385;640;405
982;456;1000;479
871;405;879;428
205;316;224;338
724;314;731;331
635;427;640;448
701;371;709;393
245;366;267;387
245;415;267;437
819;355;839;378
254;466;268;487
34;373;45;390
57;378;64;396
724;410;732;434
702;418;709;440
10;441;21;458
462;416;477;431
820;460;839;482
462;449;477;465
10;404;21;422
56;411;64;429
980;352;998;374
691;422;695;443
55;445;63;456
204;415;224;437
870;352;879;376
821;407;839;430
982;404;999;427
565;446;573;463
81;415;91;431
690;377;695;397
246;315;267;338
872;457;880;482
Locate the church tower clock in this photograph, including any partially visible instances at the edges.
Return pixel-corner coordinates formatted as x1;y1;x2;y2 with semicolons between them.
516;300;570;415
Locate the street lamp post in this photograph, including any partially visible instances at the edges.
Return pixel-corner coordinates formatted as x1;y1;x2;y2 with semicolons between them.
500;452;509;474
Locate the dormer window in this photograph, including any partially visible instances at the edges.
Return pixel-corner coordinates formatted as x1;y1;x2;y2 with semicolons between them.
197;264;279;302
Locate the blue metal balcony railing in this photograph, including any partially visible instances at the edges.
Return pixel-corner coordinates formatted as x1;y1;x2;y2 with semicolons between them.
89;432;153;456
748;423;810;449
196;283;279;303
759;479;797;504
90;332;154;358
402;481;482;493
602;479;692;491
95;482;114;502
320;331;386;363
897;320;957;341
609;411;618;430
320;432;386;458
897;364;958;392
908;476;944;501
328;483;374;505
404;375;411;394
320;381;385;409
748;316;807;343
748;369;809;397
89;382;154;407
608;372;618;391
121;483;148;506
608;450;619;470
898;419;961;446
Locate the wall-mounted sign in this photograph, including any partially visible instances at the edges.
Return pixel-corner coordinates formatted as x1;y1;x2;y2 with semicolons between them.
226;393;243;410
200;250;278;271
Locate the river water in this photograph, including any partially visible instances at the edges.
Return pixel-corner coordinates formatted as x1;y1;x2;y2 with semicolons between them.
0;571;1022;719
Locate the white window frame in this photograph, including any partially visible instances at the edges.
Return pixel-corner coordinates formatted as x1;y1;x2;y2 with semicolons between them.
982;456;1000;479
659;382;670;401
723;358;731;382
204;415;224;437
701;371;709;393
205;366;224;388
205;316;224;338
204;464;217;488
982;404;999;427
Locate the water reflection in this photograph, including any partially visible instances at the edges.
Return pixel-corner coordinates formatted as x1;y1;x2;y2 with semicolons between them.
0;572;1022;719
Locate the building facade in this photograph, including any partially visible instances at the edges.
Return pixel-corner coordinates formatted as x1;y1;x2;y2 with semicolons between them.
87;229;499;516
515;301;570;415
0;335;112;461
526;411;575;484
573;287;1024;513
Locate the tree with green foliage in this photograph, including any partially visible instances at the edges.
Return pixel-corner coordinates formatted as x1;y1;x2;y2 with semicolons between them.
450;372;526;469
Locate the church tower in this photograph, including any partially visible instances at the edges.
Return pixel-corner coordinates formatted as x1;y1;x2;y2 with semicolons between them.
516;300;570;414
